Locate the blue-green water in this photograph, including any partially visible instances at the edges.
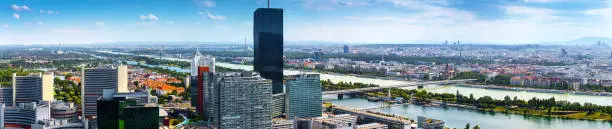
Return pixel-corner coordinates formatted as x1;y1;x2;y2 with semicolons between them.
327;97;612;129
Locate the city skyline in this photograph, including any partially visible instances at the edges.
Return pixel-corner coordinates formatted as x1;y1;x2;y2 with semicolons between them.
1;0;611;45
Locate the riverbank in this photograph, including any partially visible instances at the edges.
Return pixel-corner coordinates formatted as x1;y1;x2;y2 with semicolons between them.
361;89;612;122
456;84;612;97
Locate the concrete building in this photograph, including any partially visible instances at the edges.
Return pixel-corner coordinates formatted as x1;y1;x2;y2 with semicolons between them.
286;74;322;119
311;114;357;129
50;101;79;123
190;48;216;76
272;119;294;129
0;101;50;129
352;123;388;129
117;65;129;93
213;73;273;129
12;73;48;106
81;66;128;119
41;73;54;101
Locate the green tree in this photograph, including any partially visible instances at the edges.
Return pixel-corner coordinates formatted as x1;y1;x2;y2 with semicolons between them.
464;123;470;129
473;125;480;129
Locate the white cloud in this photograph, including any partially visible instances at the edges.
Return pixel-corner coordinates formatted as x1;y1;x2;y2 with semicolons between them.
39;9;60;15
53;29;82;33
203;0;215;7
204;11;227;20
583;8;612;19
3;24;8;28
522;0;564;3
13;13;20;19
37;22;43;25
165;21;175;25
500;5;558;20
140;14;159;20
284;0;611;43
96;21;105;25
195;22;201;25
344;16;361;20
10;4;30;11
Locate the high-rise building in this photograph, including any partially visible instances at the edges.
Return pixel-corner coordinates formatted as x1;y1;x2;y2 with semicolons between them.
81;66;128;119
254;8;284;94
96;89;159;129
191;48;216;76
213;72;273;129
12;73;45;106
343;45;350;54
97;98;159;129
197;66;212;118
286;74;322;119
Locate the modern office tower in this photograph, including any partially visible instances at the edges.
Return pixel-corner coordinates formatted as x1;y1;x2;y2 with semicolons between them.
197;66;212;118
254;8;284;94
81;66;128;119
286;74;322;118
191;49;216;76
42;72;54;101
0;101;51;129
213;73;273;129
50;101;79;123
343;45;349;54
201;72;216;120
97;97;159;129
12;73;44;106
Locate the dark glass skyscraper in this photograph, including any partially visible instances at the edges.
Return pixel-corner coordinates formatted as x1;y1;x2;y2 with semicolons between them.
254;8;284;94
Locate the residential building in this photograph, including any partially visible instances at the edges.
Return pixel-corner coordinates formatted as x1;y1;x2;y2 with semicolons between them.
286;74;322;119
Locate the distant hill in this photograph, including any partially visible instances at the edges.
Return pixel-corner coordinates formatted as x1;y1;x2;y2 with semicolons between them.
538;37;612;46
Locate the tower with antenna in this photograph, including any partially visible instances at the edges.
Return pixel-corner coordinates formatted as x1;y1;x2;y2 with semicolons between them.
56;43;64;54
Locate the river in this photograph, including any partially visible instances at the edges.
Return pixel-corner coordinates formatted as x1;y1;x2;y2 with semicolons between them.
98;50;612;129
326;96;611;129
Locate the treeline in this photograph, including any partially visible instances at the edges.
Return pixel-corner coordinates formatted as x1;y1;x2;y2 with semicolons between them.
399;89;612;116
9;59;112;70
452;72;610;92
131;56;190;68
0;68;42;87
321;79;377;91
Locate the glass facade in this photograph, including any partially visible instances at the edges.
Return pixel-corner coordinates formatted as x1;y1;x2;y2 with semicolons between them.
286;74;322;118
253;8;284;94
214;74;273;129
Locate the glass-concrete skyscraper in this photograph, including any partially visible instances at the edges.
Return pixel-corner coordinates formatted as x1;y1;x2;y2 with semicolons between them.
253;8;284;94
213;73;272;129
81;66;128;119
286;74;322;118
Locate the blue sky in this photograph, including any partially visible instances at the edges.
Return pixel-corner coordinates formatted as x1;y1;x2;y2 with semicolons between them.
0;0;611;44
